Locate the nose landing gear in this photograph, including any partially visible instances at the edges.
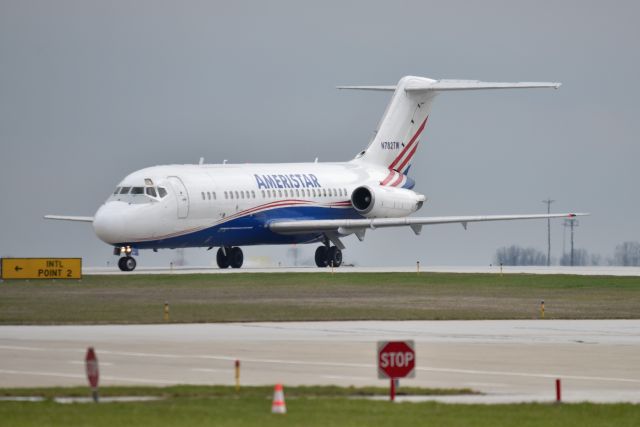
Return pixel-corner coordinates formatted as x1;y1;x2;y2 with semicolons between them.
315;245;342;268
114;246;137;271
118;256;137;272
216;247;244;269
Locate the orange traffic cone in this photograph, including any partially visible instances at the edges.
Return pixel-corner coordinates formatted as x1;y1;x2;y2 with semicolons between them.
271;383;287;414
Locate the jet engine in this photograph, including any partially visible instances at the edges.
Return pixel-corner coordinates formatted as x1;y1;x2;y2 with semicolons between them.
351;185;426;218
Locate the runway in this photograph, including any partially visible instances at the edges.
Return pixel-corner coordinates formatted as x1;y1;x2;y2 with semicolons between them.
1;320;639;403
83;265;640;276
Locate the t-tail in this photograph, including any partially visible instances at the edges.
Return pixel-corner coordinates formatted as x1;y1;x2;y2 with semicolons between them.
339;76;561;182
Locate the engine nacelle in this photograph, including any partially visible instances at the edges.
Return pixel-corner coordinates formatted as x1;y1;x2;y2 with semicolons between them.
351;185;426;218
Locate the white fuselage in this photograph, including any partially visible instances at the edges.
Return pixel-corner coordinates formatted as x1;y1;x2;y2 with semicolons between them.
92;159;420;249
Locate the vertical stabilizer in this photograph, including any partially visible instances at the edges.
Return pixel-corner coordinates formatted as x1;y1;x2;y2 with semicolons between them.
338;76;560;184
352;76;437;176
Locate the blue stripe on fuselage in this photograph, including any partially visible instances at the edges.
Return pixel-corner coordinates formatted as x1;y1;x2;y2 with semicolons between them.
120;205;362;249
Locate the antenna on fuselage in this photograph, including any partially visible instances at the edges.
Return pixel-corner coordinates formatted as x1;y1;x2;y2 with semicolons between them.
199;157;204;165
314;157;318;163
223;159;228;165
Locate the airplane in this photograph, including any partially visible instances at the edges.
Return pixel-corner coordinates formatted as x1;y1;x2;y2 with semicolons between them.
45;75;587;271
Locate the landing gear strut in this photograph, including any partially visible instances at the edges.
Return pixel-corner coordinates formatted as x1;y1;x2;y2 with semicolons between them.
118;256;137;272
315;245;342;268
217;247;243;269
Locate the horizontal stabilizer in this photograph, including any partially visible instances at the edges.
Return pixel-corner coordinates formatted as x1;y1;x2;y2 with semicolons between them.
44;215;94;223
337;79;560;92
270;213;587;234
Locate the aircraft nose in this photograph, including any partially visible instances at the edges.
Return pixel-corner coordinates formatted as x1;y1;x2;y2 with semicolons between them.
92;202;128;244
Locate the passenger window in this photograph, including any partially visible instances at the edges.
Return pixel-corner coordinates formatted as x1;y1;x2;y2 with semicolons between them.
251;190;255;199
146;187;158;198
261;190;265;198
120;187;131;194
230;191;234;199
306;189;310;197
278;190;282;198
207;192;211;200
213;192;216;200
241;191;245;199
201;192;205;200
284;190;288;197
158;187;167;198
131;187;144;195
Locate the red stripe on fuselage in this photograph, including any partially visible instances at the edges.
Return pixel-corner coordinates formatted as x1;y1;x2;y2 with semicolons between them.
380;170;396;186
390;173;404;187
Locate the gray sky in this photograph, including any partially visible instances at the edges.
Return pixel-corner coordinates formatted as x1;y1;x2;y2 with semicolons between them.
1;0;638;267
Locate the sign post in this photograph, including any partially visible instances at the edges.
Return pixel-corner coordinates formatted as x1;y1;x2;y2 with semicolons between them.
377;340;416;401
85;347;100;402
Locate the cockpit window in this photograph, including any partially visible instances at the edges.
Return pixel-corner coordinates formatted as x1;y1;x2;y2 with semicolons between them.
145;187;157;198
113;187;121;195
158;187;168;198
131;187;144;195
120;187;131;194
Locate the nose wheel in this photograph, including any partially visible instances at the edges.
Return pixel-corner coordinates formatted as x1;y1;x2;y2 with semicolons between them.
217;247;243;269
118;256;137;272
315;246;342;268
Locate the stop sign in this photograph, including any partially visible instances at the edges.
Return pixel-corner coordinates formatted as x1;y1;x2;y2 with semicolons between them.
85;347;99;388
377;340;415;379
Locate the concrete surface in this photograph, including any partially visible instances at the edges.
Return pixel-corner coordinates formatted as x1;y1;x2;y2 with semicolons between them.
1;320;639;403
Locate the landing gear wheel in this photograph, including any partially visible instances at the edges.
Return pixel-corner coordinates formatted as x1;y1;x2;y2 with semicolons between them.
118;256;136;272
328;246;342;267
315;246;328;267
229;247;244;269
216;247;230;269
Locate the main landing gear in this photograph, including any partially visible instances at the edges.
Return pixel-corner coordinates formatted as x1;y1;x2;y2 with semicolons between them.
315;245;342;268
217;247;244;269
118;256;137;272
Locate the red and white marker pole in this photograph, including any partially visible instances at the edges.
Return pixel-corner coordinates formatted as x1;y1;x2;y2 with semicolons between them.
85;347;100;403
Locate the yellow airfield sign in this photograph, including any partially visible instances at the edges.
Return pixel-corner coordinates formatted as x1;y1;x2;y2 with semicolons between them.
1;258;82;280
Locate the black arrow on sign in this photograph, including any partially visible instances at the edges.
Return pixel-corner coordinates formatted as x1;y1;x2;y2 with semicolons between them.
14;266;23;272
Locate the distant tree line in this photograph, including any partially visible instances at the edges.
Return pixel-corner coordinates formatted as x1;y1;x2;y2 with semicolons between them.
494;241;640;266
495;246;546;266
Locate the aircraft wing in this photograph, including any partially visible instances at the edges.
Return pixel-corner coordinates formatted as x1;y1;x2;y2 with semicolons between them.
44;215;94;222
269;213;587;237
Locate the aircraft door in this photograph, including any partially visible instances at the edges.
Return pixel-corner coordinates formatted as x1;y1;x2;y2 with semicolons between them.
167;176;189;218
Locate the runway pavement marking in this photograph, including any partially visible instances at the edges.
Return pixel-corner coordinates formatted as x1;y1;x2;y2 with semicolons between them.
0;369;171;384
191;368;232;373
0;345;47;351
2;344;639;385
68;361;114;366
321;374;371;381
